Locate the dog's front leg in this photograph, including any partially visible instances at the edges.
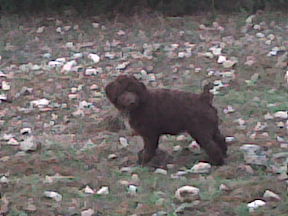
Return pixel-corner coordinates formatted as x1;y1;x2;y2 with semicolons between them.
138;135;159;166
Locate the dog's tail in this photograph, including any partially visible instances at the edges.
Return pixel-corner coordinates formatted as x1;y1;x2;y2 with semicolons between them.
201;82;214;103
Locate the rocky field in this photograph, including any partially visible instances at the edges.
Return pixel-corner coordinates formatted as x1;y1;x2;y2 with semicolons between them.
0;11;288;216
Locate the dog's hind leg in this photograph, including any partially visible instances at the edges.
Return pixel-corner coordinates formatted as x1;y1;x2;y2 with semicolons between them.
189;129;224;165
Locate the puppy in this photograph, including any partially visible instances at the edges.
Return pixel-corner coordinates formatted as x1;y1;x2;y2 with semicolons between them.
105;75;227;165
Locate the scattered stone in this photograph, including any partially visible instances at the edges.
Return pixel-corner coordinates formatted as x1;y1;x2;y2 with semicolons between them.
127;185;138;195
30;98;50;108
36;26;45;33
154;168;168;175
264;113;274;120
61;60;76;72
120;167;133;173
223;59;237;68
188;141;201;153
254;122;267;131
223;105;235;114
81;209;95;216
217;55;227;64
173;145;182;152
119;137;128;148
7;138;19;145
247;200;266;212
92;22;100;28
175;186;200;202
263;190;281;201
85;68;102;76
219;184;230;191
84;185;95;194
246;15;256;24
1;81;10;91
20;128;32;135
274;111;288;119
256;32;265;38
44;191;62;202
72;53;83;59
19;136;38;152
96;186;109;195
116;62;130;70
190;162;211;174
0;176;9;183
176;135;187;141
225;137;235;143
88;53;100;63
108;154;117;160
240;144;268;166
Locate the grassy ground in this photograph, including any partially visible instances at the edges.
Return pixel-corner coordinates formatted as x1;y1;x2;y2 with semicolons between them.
0;11;288;216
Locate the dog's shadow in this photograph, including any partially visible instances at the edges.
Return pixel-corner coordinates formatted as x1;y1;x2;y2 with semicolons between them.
136;148;209;169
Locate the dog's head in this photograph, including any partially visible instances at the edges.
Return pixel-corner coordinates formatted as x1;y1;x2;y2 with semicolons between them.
105;75;147;111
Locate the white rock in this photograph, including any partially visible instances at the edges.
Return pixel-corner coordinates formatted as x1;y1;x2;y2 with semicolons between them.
92;22;100;28
44;191;62;201
285;71;288;84
154;168;168;175
204;52;214;58
246;15;256;24
30;98;50;108
240;144;268;166
119;137;128;148
267;34;275;40
1;81;10;91
0;94;7;101
19;136;37;152
175;186;200;202
7;138;19;145
274;111;288;119
225;137;235;143
190;162;211;174
223;60;237;68
188;141;201;153
210;47;222;56
176;135;187;141
173;145;182;151
265;40;272;45
247;200;266;212
127;185;138;195
223;105;235;114
256;32;265;38
219;184;230;191
48;61;63;67
72;53;83;59
254;122;267;131
85;68;101;76
117;30;125;35
56;27;62;33
81;209;95;216
61;60;76;72
20;128;32;135
217;55;226;64
120;167;133;173
108;154;117;160
116;62;129;70
96;186;109;195
84;185;95;194
264;113;274;120
65;42;74;48
0;176;9;183
36;26;45;33
88;53;100;63
263;190;281;201
253;24;261;30
3;134;13;141
55;58;66;63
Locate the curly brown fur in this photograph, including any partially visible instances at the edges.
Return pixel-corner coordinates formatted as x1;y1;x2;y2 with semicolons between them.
105;75;227;166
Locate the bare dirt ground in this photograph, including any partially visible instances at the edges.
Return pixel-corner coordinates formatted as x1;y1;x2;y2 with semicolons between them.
0;11;288;216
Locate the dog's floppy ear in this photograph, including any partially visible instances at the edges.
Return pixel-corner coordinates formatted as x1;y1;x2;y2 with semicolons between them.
105;82;117;103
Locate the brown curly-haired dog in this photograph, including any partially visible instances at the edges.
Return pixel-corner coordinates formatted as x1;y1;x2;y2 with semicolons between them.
105;75;227;165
